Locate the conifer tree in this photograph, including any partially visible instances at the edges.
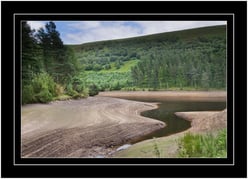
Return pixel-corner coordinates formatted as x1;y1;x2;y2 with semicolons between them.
22;21;43;84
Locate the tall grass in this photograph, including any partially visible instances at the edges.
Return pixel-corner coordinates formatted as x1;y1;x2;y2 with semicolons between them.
178;128;227;158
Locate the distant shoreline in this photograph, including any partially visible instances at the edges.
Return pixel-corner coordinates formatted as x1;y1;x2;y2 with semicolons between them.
98;91;227;102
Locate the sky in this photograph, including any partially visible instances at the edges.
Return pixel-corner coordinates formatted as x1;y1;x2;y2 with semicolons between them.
28;21;226;45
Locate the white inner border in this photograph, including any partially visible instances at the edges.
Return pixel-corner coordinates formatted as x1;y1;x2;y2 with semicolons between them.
14;13;234;166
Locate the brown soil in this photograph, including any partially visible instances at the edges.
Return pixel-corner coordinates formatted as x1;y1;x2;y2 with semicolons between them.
21;97;165;158
175;109;227;133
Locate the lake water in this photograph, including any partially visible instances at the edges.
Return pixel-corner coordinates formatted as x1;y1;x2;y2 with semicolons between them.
115;96;226;142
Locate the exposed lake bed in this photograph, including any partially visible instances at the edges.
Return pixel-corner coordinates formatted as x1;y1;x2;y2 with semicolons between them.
21;91;226;158
21;96;165;158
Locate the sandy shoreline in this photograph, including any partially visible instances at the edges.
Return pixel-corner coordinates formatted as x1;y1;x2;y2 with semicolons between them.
21;96;165;158
99;91;227;102
21;91;226;158
175;109;227;133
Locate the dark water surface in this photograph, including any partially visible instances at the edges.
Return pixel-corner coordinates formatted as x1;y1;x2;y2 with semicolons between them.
117;96;226;141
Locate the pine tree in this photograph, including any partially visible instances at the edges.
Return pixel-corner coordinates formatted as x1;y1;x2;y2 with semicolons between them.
36;21;77;83
22;21;43;85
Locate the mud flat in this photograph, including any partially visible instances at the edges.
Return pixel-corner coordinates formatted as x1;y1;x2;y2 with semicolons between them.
21;96;165;158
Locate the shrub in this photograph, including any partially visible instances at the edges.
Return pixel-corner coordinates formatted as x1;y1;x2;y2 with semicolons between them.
34;89;53;103
88;84;99;96
71;93;81;99
69;76;86;94
66;83;78;97
110;82;121;91
82;88;89;97
55;84;64;96
22;72;57;104
74;83;85;93
22;84;34;104
32;73;57;97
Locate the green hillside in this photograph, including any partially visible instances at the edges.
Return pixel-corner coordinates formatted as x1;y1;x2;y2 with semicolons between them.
69;25;226;91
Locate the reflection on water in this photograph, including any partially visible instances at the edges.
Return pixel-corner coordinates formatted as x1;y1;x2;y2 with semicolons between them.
117;96;226;141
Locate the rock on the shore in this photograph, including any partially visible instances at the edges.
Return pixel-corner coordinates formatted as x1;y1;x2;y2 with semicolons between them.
116;144;132;151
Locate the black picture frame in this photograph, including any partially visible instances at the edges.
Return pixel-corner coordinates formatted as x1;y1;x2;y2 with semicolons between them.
1;1;247;178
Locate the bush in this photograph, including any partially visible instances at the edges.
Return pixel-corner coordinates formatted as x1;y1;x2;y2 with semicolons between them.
110;82;121;91
69;76;86;93
32;73;57;97
93;64;102;71
22;73;57;104
34;89;53;103
55;84;64;96
22;85;34;104
66;83;78;97
71;93;82;99
82;88;89;97
88;84;99;96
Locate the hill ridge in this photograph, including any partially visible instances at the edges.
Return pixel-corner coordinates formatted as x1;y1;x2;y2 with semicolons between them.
69;25;226;47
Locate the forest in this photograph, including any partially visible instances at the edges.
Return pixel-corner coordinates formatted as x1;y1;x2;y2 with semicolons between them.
71;25;226;91
22;22;226;104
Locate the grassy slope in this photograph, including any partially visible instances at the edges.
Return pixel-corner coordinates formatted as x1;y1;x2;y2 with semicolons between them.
100;59;139;73
70;25;226;50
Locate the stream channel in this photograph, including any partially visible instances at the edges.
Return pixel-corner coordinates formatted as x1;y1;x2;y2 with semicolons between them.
116;96;226;143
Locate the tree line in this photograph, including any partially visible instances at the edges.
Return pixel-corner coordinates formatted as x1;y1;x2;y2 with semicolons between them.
22;21;88;104
131;37;226;89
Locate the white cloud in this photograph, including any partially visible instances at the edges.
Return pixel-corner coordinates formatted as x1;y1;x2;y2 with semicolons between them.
27;21;46;30
64;21;141;44
62;21;226;44
67;21;101;30
136;21;226;35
